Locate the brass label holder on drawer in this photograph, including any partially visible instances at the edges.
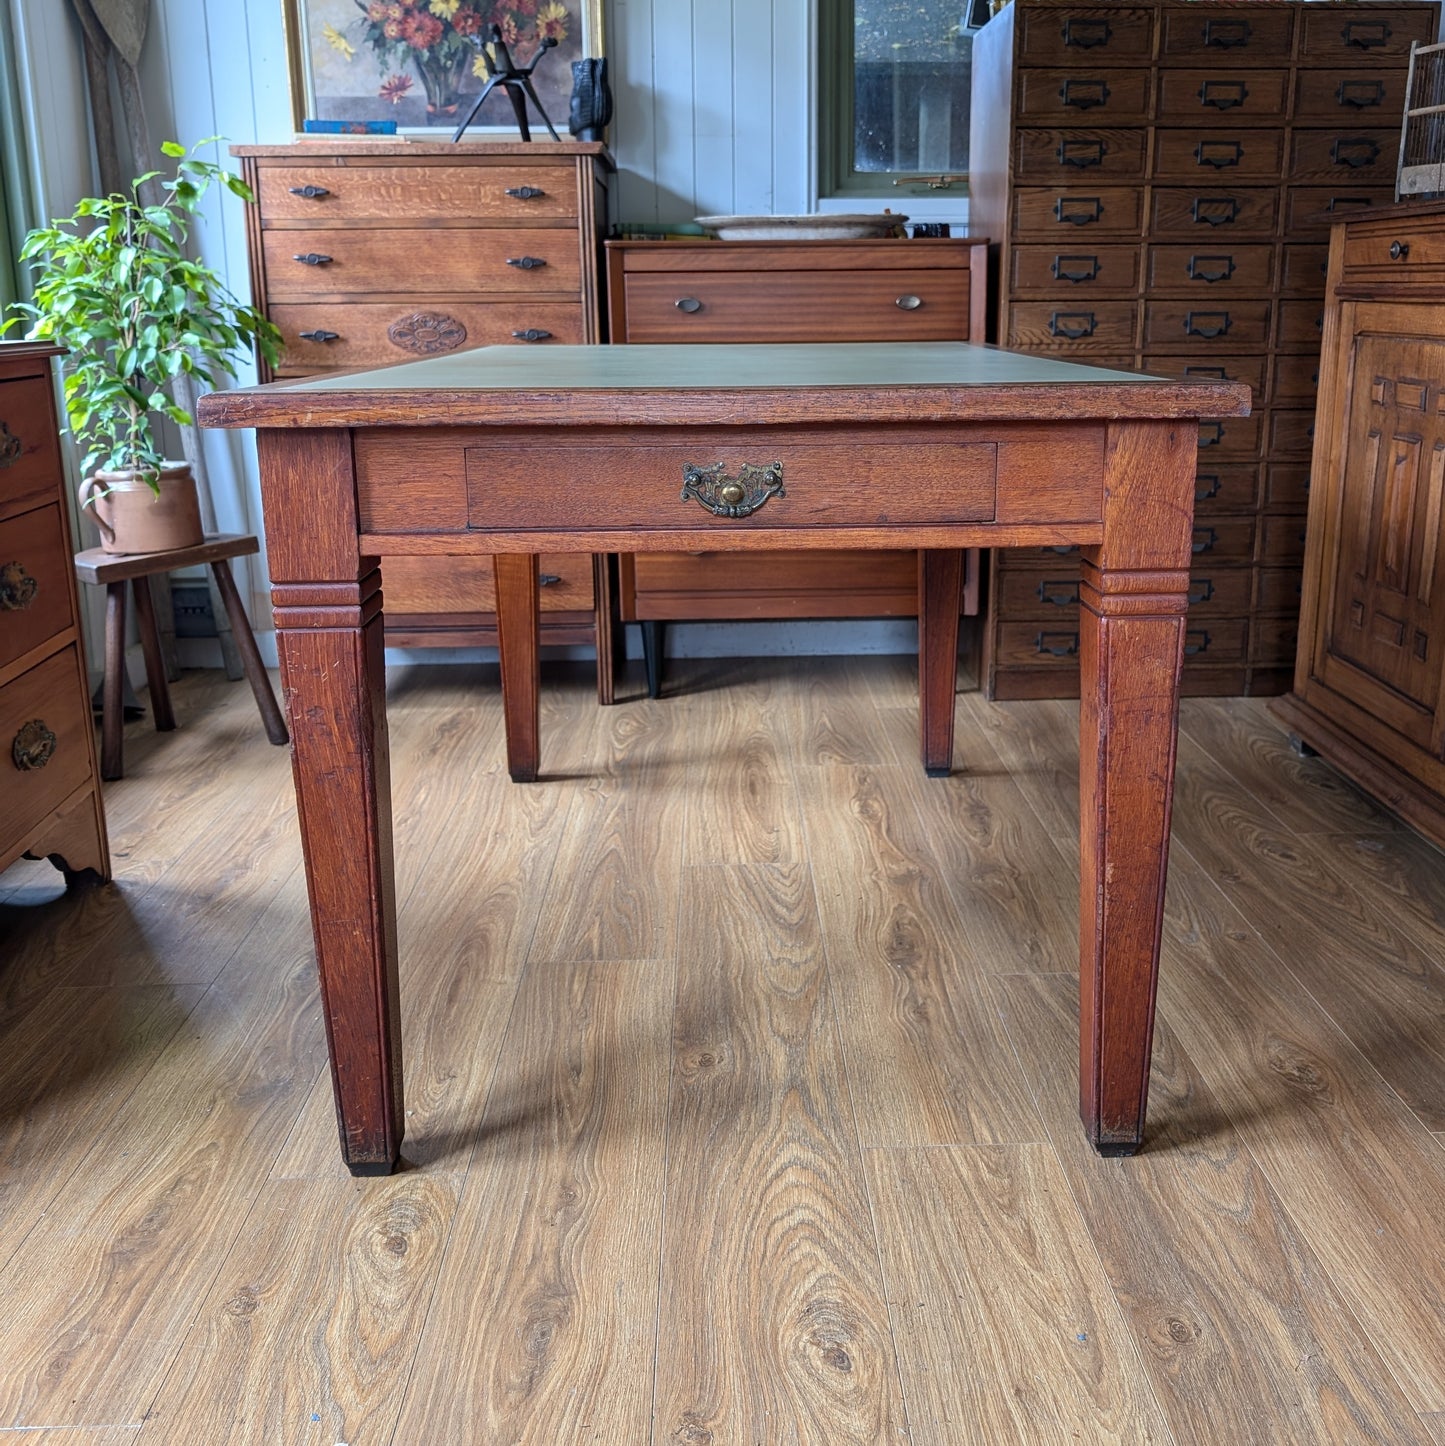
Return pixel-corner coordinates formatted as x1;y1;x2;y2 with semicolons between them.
680;461;785;519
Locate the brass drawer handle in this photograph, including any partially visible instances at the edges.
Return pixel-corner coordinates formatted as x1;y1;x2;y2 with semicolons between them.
1192;526;1218;554
505;185;546;199
1055;196;1103;226
1337;80;1385;110
896;294;924;311
1195;141;1243;170
1192;196;1240;227
1183;629;1212;656
1333;137;1382;170
1059;78;1111;111
681;461;785;518
1199;80;1249;111
1035;630;1080;658
1189;578;1216;604
675;297;703;313
1390;240;1411;260
1053;253;1100;283
1188;254;1236;283
1342;20;1391;50
298;329;339;343
1050;310;1096;339
288;184;330;199
512;328;553;342
0;421;20;469
12;718;56;771
507;256;548;269
1062;18;1112;49
1195;473;1222;501
1203;18;1252;49
1184;310;1232;339
1036;579;1080;607
292;252;333;266
1057;139;1106;169
0;560;38;609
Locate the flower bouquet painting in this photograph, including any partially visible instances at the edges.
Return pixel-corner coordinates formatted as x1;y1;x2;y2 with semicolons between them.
285;0;601;134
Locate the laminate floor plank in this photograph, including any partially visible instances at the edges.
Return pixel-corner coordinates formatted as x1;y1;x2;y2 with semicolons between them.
995;969;1432;1444
0;1429;140;1442
654;863;904;1443
391;957;672;1445
138;1175;457;1446
867;1143;1172;1445
781;656;911;770
1424;1412;1445;1443
1319;827;1445;938
796;762;1043;1146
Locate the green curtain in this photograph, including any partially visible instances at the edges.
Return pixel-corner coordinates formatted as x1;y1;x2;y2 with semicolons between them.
0;2;38;310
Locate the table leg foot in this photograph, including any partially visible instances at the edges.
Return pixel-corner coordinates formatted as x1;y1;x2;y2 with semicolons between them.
925;765;952;780
1092;1138;1143;1158
346;1156;400;1177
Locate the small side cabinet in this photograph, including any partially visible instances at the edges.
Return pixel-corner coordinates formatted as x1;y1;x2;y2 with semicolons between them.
0;341;109;884
1274;201;1445;847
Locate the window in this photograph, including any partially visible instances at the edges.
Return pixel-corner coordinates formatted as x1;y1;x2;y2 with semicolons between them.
819;0;979;201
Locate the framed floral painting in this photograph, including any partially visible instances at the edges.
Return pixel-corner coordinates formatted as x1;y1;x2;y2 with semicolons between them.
283;0;604;134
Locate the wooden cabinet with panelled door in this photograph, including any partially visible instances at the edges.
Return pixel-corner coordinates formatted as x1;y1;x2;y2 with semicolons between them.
1274;201;1445;849
605;238;988;694
233;141;617;699
0;342;109;885
969;0;1438;699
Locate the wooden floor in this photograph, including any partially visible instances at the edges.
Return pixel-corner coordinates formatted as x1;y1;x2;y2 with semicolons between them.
2;655;1445;1444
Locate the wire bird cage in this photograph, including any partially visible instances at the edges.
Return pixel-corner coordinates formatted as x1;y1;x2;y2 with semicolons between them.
1398;41;1445;200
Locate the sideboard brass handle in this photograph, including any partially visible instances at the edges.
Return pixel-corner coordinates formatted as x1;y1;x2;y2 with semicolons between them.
288;184;330;199
12;718;56;771
0;420;20;469
0;560;38;609
505;185;546;199
681;461;785;518
896;294;924;310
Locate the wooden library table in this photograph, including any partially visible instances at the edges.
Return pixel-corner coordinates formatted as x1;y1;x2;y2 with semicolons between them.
198;343;1248;1175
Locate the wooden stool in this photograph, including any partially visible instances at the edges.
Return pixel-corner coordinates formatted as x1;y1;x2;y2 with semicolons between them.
74;533;289;780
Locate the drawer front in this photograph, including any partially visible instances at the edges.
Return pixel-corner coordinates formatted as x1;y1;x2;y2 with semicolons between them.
1016;7;1155;63
1299;7;1436;62
1270;353;1321;403
1009;244;1141;293
997;616;1246;665
1250;614;1299;666
1149;187;1278;238
255;163;579;222
0;504;74;670
1190;463;1262;513
1267;409;1317;458
1141;353;1267;404
1258;514;1309;564
1256;565;1305;614
1016;69;1151;124
996;564;1251;617
262;229;581;299
1014;128;1147;180
1159;8;1294;63
1341;223;1445;272
0;376;64;516
1013;186;1145;237
1152;129;1283;180
381;552;593;614
1143;242;1274;293
1293;69;1411;123
1155;70;1289;121
1264;463;1312;511
619;270;971;343
1194;412;1262;460
1284;186;1393;237
1;646;90;846
1279;242;1331;293
1190;517;1256;561
1275;298;1326;351
1141;299;1271;351
271;302;585;372
1007;300;1138;352
1287;129;1401;184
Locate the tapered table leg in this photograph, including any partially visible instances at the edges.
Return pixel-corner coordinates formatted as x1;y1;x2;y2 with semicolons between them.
495;552;541;783
918;548;964;777
1077;420;1196;1154
101;581;127;781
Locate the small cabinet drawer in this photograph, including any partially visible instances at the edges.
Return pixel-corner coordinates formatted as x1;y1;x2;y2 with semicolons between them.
1007;300;1138;351
997;616;1246;664
1264;463;1312;511
1015;68;1151;124
2;646;91;845
1189;463;1262;513
1009;244;1141;293
618;269;972;343
1141;353;1266;403
0;376;65;517
1287;129;1400;183
1155;70;1289;121
262;229;581;299
1341;224;1445;273
1014;127;1147;180
1270;354;1322;403
1189;517;1256;561
1013;186;1145;236
1143;243;1274;293
1141;299;1271;351
1193;412;1262;460
1152;129;1283;180
1159;8;1294;62
1258;513;1309;563
1149;188;1278;238
270;302;584;372
1016;7;1155;63
1250;614;1300;666
381;552;594;615
1293;69;1411;123
996;563;1251;617
1255;565;1304;614
1284;186;1392;237
1299;7;1436;62
0;504;74;670
1275;299;1326;351
1279;243;1331;292
254;163;579;222
1267;409;1317;458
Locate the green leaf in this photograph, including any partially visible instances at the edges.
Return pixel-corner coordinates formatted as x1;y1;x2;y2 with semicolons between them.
160;140;186;157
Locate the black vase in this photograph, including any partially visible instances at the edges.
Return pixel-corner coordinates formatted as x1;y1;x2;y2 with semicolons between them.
569;57;613;142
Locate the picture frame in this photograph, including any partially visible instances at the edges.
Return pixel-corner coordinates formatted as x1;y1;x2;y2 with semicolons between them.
282;0;605;136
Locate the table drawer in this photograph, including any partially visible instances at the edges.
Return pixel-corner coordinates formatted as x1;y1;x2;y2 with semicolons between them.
1148;188;1278;238
1159;7;1294;63
271;302;585;372
1287;129;1400;184
1279;243;1331;293
381;551;593;614
618;269;971;343
1016;6;1155;63
1009;243;1140;293
254;163;580;222
1293;69;1411;124
2;645;91;845
1014;128;1147;180
1155;70;1288;121
0;504;74;670
1275;299;1326;352
1152;129;1283;181
1007;299;1137;351
1141;353;1266;404
1141;299;1271;351
1016;68;1152;124
262;229;581;299
1013;187;1144;237
1143;242;1274;293
0;376;65;517
1298;7;1436;62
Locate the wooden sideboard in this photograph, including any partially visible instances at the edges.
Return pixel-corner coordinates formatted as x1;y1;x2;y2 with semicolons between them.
233;140;617;698
1274;201;1445;849
0;342;109;884
969;0;1439;700
605;237;987;693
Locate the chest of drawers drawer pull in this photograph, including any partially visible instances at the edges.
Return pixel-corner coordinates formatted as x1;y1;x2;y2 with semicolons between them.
298;329;339;343
507;256;548;270
513;328;553;342
1058;138;1107;168
1338;79;1386;109
1184;310;1231;338
674;297;704;313
0;560;37;609
1183;629;1212;656
1049;310;1096;338
1342;19;1391;48
1188;254;1236;283
505;185;546;200
1060;79;1111;110
288;184;330;199
1062;17;1113;48
1390;240;1411;260
1200;80;1249;110
1192;526;1218;553
896;294;925;311
12;717;56;771
1194;474;1221;501
680;460;785;519
1052;253;1101;283
1198;421;1225;447
1056;195;1104;225
1037;579;1081;606
1334;137;1383;170
1192;196;1240;227
1195;141;1244;170
1035;630;1080;657
1204;18;1252;48
292;253;333;267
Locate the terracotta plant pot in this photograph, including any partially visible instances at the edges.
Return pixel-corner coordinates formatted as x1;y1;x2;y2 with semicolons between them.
79;462;205;555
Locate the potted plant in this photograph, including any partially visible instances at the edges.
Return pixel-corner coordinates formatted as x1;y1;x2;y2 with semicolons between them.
4;139;281;554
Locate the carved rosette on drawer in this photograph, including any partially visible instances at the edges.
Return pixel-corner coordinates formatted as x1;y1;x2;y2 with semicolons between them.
387;311;468;356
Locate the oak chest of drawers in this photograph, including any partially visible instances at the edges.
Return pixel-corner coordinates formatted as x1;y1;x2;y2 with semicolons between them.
1;342;109;885
234;141;616;696
605;237;987;688
969;0;1439;699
